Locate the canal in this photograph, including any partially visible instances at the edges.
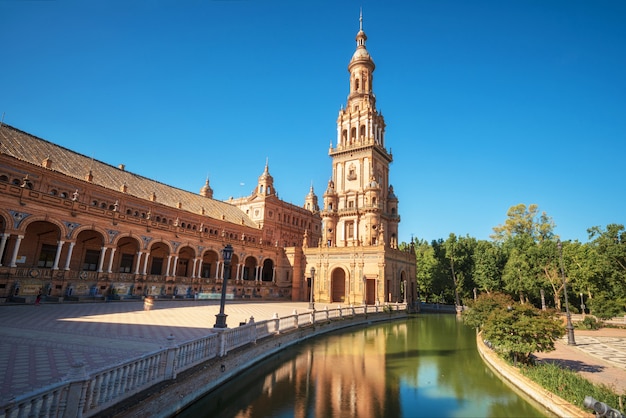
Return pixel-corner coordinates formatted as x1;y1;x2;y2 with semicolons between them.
176;313;550;417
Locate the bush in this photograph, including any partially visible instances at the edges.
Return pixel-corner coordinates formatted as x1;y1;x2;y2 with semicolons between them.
576;316;599;330
520;362;624;410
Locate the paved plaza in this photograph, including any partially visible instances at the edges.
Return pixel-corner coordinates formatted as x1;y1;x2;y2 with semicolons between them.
1;300;625;408
0;299;311;404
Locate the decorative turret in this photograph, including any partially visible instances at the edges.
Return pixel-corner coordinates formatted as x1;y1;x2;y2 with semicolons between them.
304;184;319;213
256;160;276;197
199;177;213;198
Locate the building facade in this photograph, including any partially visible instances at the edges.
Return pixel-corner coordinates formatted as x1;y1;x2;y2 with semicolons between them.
0;16;415;306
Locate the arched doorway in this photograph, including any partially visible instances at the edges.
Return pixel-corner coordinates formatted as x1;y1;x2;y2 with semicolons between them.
261;258;274;282
330;268;346;303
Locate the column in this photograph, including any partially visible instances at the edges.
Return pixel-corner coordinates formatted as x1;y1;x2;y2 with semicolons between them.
196;259;203;278
142;252;150;275
272;267;276;283
97;247;107;273
134;252;143;275
9;235;24;267
63;242;75;270
191;258;198;279
259;266;264;282
0;233;9;266
215;261;221;279
107;248;116;273
52;240;65;270
165;255;172;277
236;264;241;281
171;256;178;277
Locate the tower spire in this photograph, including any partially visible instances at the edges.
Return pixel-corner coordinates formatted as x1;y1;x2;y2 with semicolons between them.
359;8;363;31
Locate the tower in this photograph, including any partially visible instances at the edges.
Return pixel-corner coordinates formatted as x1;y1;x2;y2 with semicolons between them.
305;13;415;307
321;12;400;249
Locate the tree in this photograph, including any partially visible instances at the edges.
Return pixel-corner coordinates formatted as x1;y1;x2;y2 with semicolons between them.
588;292;625;321
482;302;564;365
414;240;438;302
491;203;555;243
472;240;505;294
587;224;626;307
493;204;556;304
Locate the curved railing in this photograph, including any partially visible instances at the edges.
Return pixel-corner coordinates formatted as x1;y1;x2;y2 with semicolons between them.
0;303;407;418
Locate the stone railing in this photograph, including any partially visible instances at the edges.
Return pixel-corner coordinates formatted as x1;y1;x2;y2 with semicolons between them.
0;303;407;418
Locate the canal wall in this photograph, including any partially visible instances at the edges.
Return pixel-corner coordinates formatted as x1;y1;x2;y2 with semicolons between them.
1;304;407;418
476;332;592;418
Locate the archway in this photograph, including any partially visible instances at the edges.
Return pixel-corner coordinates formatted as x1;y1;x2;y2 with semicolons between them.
148;242;170;276
74;229;105;273
114;237;140;274
201;249;219;279
176;246;196;277
243;256;257;281
330;268;346;303
261;258;274;282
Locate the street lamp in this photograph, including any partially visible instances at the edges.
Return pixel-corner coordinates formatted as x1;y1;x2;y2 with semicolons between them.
214;244;234;328
580;293;586;318
309;266;315;310
557;240;576;345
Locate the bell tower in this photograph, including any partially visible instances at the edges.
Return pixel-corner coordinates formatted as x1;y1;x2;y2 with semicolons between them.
321;12;399;249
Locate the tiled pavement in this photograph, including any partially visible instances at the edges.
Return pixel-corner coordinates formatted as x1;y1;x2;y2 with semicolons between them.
534;327;626;395
0;299;311;403
1;301;625;405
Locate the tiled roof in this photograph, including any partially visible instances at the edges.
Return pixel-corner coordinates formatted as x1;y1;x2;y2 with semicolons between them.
0;124;258;228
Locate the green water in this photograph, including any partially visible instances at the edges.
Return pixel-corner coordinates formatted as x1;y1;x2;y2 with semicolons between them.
177;314;549;417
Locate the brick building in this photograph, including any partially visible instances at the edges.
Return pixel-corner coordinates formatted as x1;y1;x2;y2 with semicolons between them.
0;16;416;305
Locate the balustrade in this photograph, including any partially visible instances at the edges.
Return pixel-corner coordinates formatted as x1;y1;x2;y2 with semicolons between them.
0;303;407;418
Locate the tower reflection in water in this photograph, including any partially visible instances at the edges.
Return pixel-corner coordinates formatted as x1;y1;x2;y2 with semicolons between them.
177;315;547;418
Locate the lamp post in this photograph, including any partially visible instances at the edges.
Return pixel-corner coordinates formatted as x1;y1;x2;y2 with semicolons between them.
402;279;407;304
309;267;315;310
557;240;576;345
580;292;586;318
214;244;233;329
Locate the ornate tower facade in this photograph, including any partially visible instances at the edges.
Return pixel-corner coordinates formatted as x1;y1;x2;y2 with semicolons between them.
305;14;415;306
321;14;400;249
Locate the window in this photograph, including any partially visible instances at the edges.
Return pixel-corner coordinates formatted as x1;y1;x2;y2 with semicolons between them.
346;222;354;239
37;244;57;268
82;250;100;271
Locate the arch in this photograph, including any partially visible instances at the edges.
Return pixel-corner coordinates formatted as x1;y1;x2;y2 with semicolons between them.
175;245;196;277
20;215;67;237
23;220;62;269
147;241;171;275
330;267;347;303
261;258;274;282
74;229;105;272
0;209;11;232
71;224;109;242
114;236;141;273
243;255;258;281
200;248;220;279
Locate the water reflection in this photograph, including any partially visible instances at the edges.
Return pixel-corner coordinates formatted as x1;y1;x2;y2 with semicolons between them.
177;314;548;418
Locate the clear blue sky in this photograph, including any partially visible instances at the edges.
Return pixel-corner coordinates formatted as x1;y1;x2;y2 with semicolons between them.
2;1;625;244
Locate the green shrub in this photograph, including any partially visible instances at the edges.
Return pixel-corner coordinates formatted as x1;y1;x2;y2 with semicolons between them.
577;316;599;330
520;362;624;409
